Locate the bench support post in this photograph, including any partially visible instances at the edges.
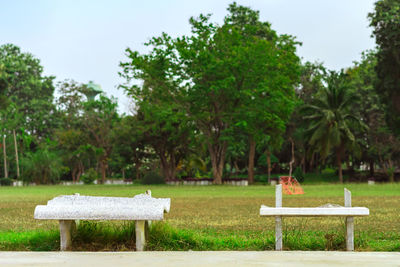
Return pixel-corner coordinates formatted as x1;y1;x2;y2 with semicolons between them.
344;188;354;251
59;220;76;251
275;184;283;250
135;220;148;251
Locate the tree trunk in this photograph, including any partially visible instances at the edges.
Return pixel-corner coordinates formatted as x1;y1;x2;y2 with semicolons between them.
99;159;107;184
369;160;374;177
3;135;7;178
248;136;256;184
346;156;351;171
159;153;176;181
13;130;20;179
266;150;271;183
208;141;227;184
234;161;240;175
388;159;394;183
72;165;77;183
289;138;295;177
309;152;315;173
78;161;84;182
336;145;344;183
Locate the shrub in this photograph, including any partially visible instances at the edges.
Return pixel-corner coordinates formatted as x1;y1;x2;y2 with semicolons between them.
141;171;165;185
21;148;63;184
293;167;305;183
321;167;335;174
0;178;13;186
81;168;99;185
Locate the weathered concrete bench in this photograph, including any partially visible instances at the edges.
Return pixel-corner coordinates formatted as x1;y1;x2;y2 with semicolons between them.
34;191;170;251
260;185;369;251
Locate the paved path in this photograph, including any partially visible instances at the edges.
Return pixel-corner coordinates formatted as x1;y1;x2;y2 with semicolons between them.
0;251;399;267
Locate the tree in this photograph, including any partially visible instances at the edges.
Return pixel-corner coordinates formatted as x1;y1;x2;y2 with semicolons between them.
21;145;63;185
121;3;300;184
368;0;400;136
346;51;380;176
346;50;400;182
0;44;56;140
82;95;119;183
111;115;149;180
120;39;194;181
302;71;366;183
223;3;300;184
55;80;90;183
277;62;327;176
0;63;9;109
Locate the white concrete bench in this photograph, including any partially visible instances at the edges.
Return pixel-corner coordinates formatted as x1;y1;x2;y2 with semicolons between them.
260;185;369;251
34;191;170;251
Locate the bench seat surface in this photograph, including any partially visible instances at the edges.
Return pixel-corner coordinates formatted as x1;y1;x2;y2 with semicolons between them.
260;206;369;217
34;193;170;220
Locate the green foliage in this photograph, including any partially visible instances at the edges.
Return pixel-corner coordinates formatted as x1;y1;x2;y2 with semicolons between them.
257;153;278;167
293;167;305;183
73;221;136;250
141;171;165;185
321;167;335;174
0;44;56;140
81;168;99;185
82;95;119;182
21;148;63;184
368;0;400;136
120;3;301;184
0;178;12;186
302;70;367;182
0;230;59;251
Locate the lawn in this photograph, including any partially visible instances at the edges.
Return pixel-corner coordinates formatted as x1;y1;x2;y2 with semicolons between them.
0;183;399;251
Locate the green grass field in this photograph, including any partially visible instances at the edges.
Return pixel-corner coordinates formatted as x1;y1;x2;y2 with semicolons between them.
0;184;399;251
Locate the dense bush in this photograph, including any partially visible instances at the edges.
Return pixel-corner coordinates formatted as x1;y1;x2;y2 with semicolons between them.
81;168;99;185
21;149;63;185
141;171;165;185
293;167;305;183
0;178;13;186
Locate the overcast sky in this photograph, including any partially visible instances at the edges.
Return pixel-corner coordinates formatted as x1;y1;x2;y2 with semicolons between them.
0;0;377;113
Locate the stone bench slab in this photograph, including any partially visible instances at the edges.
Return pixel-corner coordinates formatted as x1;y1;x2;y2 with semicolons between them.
34;191;170;251
46;194;170;211
34;204;166;220
34;193;170;221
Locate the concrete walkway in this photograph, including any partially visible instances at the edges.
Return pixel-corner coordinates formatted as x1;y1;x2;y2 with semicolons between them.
0;251;399;267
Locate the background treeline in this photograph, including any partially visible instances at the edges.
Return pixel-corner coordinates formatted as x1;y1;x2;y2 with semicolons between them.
0;1;399;185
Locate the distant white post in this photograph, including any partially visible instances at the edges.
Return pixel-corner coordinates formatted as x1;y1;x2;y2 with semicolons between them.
275;184;283;250
344;188;354;251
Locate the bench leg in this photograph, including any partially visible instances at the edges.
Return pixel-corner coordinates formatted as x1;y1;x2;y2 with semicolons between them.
59;220;76;251
275;216;283;251
135;220;149;251
346;216;354;251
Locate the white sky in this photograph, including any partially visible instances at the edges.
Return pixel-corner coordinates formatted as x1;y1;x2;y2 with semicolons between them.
0;0;376;113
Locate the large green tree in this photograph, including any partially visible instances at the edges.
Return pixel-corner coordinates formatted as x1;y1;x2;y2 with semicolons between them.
302;71;366;183
120;3;300;184
223;3;300;184
120;42;193;181
368;0;400;136
288;62;327;173
347;51;399;182
111;115;150;180
82;95;119;183
0;44;56;140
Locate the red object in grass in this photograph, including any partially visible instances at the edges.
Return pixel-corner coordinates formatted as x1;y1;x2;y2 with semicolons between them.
280;176;304;195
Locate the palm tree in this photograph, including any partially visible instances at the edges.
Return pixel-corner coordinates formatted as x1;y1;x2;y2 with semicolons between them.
302;71;365;183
